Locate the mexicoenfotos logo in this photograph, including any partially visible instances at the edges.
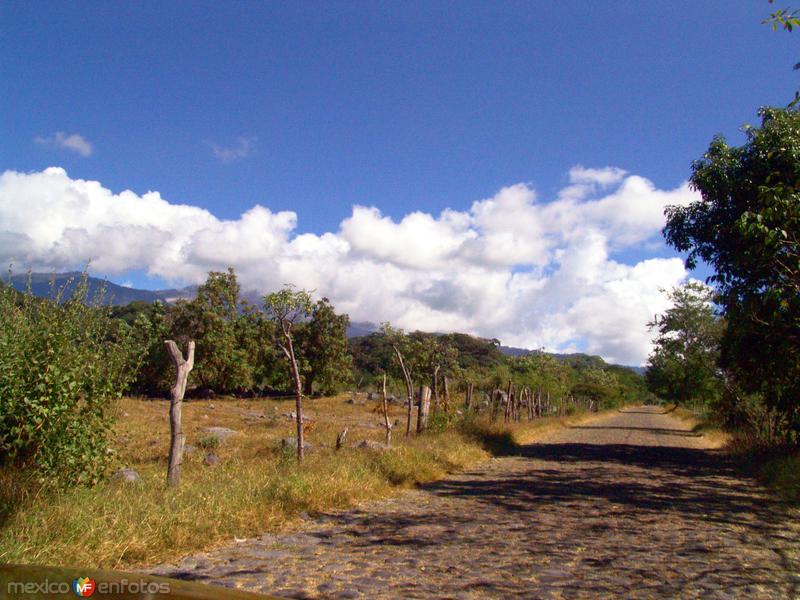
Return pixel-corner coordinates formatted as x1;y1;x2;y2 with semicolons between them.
72;577;96;597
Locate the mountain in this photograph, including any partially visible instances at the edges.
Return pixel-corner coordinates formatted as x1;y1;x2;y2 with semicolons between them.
500;344;646;375
5;272;196;306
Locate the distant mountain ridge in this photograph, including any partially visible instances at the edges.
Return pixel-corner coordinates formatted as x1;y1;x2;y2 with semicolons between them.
7;272;646;374
5;272;196;306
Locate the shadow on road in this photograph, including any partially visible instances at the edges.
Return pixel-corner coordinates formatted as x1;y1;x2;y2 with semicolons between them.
569;425;702;437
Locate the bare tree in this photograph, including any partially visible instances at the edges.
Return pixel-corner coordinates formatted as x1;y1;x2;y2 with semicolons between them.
165;339;195;487
264;286;313;461
392;344;415;436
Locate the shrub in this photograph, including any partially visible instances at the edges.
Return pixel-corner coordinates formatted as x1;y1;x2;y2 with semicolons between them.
0;275;141;485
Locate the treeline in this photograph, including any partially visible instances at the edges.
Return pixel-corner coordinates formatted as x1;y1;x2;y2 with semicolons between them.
0;267;648;484
113;269;352;398
648;108;800;448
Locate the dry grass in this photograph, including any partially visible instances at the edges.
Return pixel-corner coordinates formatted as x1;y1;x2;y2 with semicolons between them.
670;405;730;448
0;394;583;569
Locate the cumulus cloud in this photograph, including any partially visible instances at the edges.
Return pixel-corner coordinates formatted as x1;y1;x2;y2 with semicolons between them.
0;166;698;364
34;132;93;157
209;137;256;163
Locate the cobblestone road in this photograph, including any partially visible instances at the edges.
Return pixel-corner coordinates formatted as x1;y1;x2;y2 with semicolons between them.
151;407;800;599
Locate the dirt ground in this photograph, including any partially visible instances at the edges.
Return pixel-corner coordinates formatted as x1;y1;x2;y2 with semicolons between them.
150;406;800;599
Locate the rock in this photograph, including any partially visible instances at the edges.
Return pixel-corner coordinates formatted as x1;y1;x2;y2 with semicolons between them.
112;468;141;483
184;444;197;453
208;403;215;409
345;398;365;405
355;440;391;451
122;412;130;417
281;437;312;450
242;410;265;419
199;426;238;441
203;452;220;467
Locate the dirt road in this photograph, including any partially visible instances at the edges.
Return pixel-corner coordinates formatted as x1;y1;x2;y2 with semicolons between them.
151;407;800;599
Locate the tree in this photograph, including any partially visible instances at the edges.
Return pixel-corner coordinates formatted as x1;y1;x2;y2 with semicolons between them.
764;0;800;107
664;108;800;441
264;285;313;461
296;297;352;395
168;269;255;393
0;274;141;485
645;283;724;407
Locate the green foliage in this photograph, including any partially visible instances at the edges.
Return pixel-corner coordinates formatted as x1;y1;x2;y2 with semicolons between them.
170;269;256;392
0;275;141;485
196;435;220;450
645;283;724;407
664;108;800;443
764;1;800;107
297;297;353;395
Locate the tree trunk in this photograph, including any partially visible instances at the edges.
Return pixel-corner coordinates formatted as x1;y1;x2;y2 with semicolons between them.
392;345;415;436
281;325;305;462
443;375;450;413
417;386;431;433
165;339;195;487
381;373;392;446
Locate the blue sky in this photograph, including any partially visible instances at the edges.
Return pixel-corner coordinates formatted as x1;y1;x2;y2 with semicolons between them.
0;1;796;363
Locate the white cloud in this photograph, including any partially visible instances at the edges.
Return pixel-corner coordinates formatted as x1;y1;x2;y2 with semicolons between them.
0;166;698;365
34;132;93;157
209;137;256;163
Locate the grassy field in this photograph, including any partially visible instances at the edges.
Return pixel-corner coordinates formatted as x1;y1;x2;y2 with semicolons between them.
0;394;586;569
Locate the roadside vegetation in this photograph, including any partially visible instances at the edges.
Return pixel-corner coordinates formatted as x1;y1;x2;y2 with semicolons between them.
0;394;595;568
0;265;640;567
647;105;800;501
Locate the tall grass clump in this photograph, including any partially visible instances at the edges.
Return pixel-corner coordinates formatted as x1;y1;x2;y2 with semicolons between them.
0;274;141;486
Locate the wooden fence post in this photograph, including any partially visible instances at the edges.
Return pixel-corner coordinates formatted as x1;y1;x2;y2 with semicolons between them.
443;376;450;413
165;340;195;487
381;374;393;446
417;386;431;433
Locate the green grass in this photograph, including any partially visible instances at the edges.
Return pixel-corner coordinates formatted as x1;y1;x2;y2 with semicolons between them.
0;395;589;570
672;404;800;502
759;453;800;501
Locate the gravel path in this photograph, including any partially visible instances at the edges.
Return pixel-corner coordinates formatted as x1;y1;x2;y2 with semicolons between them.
151;407;800;599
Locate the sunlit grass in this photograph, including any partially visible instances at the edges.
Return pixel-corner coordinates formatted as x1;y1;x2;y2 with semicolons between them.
0;394;580;569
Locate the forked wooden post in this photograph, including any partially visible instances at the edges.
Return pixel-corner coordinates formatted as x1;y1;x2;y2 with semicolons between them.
165;339;195;487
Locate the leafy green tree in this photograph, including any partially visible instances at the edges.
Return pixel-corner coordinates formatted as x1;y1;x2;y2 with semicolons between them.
645;283;724;407
169;269;255;393
664;108;800;440
296;297;352;395
764;0;800;107
264;285;313;460
0;275;141;485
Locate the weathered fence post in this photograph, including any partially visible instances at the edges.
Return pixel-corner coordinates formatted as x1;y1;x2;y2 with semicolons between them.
465;382;473;411
417;386;431;433
443;375;450;413
504;380;513;422
381;373;393;446
165;339;195;487
336;428;349;450
431;365;440;413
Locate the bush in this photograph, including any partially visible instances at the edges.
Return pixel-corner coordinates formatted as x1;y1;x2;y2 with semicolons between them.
0;275;141;485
